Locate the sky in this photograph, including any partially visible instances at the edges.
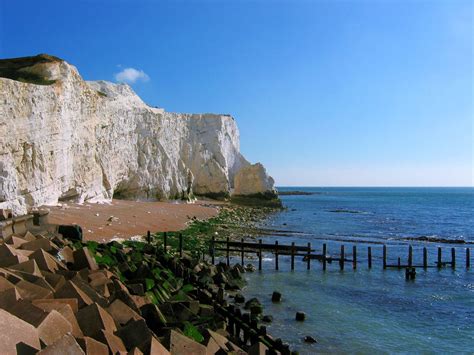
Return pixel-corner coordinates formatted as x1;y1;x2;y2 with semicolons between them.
1;0;472;186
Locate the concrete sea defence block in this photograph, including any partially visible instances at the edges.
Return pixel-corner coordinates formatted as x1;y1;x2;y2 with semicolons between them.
0;308;41;354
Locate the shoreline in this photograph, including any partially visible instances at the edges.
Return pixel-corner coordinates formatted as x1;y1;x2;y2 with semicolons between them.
0;200;291;354
44;199;221;242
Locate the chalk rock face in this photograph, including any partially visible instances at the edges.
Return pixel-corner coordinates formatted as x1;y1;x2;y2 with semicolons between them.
0;55;275;215
233;163;276;196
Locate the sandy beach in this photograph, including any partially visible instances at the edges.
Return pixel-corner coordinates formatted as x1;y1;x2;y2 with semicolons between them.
44;199;220;242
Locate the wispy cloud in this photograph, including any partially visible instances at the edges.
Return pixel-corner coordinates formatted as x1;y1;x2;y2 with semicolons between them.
114;67;150;84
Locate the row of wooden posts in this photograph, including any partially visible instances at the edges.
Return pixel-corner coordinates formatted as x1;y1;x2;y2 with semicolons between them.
210;236;472;271
146;231;471;271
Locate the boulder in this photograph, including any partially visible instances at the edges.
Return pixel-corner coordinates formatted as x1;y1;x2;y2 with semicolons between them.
295;311;306;321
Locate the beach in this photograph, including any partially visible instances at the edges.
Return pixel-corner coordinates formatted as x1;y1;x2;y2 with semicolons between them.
44;199;220;242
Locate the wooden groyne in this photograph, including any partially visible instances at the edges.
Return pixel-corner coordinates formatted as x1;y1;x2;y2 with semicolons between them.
209;237;471;272
149;232;471;273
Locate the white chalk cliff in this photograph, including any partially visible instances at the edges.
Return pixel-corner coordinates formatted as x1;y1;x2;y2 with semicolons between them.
0;55;276;215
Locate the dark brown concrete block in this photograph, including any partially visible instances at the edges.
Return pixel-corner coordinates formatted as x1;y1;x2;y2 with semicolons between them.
76;303;117;339
37;309;73;346
33;298;79;313
16;279;53;300
0;275;15;292
73;247;99;271
54;280;93;309
77;336;108;355
0;287;22;309
8;259;43;277
162;330;206;355
149;337;171;355
0;308;41;353
21;238;59;253
96;330;127;354
34;301;83;337
107;299;143;327
114;319;153;352
29;249;67;273
37;334;85;355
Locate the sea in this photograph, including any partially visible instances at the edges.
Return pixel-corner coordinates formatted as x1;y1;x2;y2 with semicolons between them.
241;187;474;354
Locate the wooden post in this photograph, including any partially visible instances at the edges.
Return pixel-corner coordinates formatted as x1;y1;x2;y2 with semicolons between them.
467;248;470;268
275;241;279;270
340;245;345;270
451;248;456;268
322;243;327;271
353;245;357;269
290;242;295;271
423;247;427;269
307;242;311;270
437;247;442;268
147;230;151;244
397;257;401;268
164;232;167;253
226;237;230;266
179;233;183;257
258;239;262;271
211;236;215;265
368;246;372;269
383;245;387;269
241;238;244;266
408;245;413;267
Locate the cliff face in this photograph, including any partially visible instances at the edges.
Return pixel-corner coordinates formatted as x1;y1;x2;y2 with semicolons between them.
0;55;275;215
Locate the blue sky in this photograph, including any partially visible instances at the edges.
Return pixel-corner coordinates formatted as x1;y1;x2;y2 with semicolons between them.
1;0;472;186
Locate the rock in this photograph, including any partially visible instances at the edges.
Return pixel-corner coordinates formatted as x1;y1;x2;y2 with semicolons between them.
199;304;214;318
0;308;41;353
245;264;256;272
234;293;245;303
304;335;318;343
244;297;261;310
295;311;306;321
250;304;263;316
232;163;276;196
271;291;282;303
262;315;273;323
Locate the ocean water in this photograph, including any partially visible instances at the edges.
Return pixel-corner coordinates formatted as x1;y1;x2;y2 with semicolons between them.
241;187;474;353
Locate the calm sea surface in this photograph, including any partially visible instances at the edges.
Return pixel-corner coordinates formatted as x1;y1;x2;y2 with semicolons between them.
241;187;474;353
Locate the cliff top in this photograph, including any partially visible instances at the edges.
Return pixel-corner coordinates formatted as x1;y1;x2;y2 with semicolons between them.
0;53;63;85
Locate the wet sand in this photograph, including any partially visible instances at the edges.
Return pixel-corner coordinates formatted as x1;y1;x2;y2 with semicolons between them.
44;199;220;242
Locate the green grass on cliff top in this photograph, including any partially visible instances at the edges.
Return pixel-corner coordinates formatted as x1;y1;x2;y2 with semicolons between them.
0;53;62;85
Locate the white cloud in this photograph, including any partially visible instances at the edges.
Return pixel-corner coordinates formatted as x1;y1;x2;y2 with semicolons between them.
114;67;150;84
